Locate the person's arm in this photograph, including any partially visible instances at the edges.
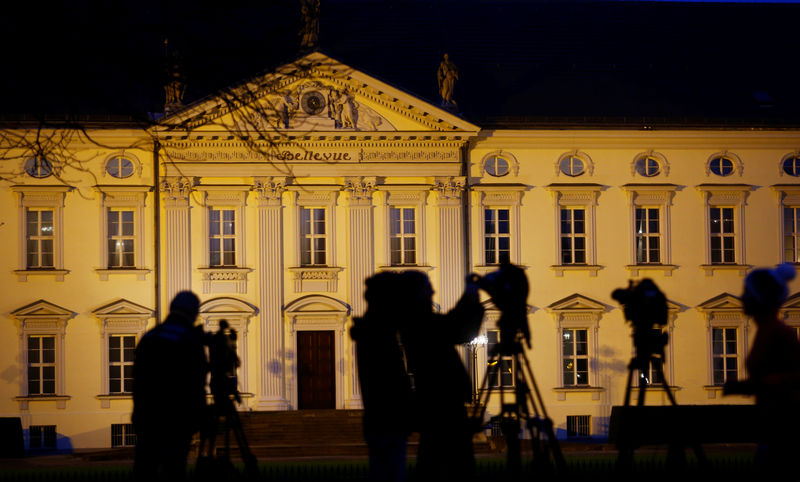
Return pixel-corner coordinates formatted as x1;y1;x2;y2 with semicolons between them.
443;278;485;344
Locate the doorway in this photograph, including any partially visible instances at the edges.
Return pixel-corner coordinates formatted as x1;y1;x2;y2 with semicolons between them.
297;330;336;409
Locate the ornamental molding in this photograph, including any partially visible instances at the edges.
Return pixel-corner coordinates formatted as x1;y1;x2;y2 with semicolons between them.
198;267;252;294
11;185;71;207
433;176;465;205
696;184;751;205
344;176;377;205
621;184;678;206
253;177;287;205
93;186;150;207
195;185;249;206
288;266;344;293
160;176;194;205
630;150;670;177
771;184;800;205
380;187;429;205
290;186;339;206
546;184;603;206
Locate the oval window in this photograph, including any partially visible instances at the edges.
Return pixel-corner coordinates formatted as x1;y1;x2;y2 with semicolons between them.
106;157;135;178
25;157;53;178
484;155;510;177
783;156;800;177
559;156;585;177
709;156;735;177
635;156;661;177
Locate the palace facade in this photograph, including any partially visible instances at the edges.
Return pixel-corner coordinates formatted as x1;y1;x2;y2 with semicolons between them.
2;52;800;449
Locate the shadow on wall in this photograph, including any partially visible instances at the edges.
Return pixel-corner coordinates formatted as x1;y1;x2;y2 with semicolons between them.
21;424;73;454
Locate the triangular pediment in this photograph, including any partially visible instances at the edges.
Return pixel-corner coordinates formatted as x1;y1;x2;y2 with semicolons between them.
697;293;742;311
92;299;154;318
11;299;75;320
200;297;257;315
161;52;479;135
547;294;606;313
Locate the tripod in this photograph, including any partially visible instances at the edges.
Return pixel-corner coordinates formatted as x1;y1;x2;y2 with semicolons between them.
197;391;259;480
616;346;707;474
473;338;566;477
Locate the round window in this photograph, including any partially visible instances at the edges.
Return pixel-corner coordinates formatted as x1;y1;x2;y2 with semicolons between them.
635;156;661;177
301;91;326;115
710;156;735;176
106;157;135;178
25;157;53;178
484;155;510;177
783;156;800;177
559;156;585;177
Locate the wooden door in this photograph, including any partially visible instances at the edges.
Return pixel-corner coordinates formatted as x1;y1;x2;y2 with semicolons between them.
297;330;335;409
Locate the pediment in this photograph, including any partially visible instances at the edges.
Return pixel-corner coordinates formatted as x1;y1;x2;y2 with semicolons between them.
161;52;479;135
92;299;154;318
11;299;75;320
696;293;742;311
547;294;606;313
200;297;257;315
481;299;535;314
285;295;349;314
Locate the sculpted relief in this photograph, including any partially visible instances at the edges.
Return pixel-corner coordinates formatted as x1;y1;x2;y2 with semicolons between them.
240;81;395;132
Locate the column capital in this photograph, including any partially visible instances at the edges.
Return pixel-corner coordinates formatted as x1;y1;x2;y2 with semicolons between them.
160;176;194;207
253;177;288;206
434;176;465;205
344;176;377;206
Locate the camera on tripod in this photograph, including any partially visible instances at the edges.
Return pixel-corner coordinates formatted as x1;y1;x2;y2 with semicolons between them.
611;278;669;362
204;320;241;404
470;262;531;352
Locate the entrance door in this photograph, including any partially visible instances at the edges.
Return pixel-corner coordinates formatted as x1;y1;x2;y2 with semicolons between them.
297;330;335;409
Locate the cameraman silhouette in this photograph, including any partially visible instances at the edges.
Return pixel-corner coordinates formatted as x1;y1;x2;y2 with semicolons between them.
133;291;208;482
398;271;484;481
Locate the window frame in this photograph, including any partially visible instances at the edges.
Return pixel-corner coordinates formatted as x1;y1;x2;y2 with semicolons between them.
771;185;800;265
199;297;256;397
780;153;800;178
94;186;150;280
631;151;669;178
378;187;429;271
388;206;418;266
287;187;341;293
547;184;602;276
697;293;749;398
556;151;593;178
705;152;743;178
111;423;137;447
697;184;751;276
471;185;524;272
12;186;70;281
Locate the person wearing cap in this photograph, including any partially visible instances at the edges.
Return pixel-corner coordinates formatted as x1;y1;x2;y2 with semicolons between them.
725;263;800;475
133;291;208;481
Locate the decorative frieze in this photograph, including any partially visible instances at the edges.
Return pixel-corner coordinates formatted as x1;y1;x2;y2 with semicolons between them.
253;177;287;206
198;267;252;294
288;267;343;292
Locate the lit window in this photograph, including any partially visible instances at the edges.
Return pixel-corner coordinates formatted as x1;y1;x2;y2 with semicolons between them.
782;156;800;177
548;184;601;275
209;208;236;267
633;328;666;386
562;328;589;386
784;207;800;263
111;423;137;447
560;208;586;264
390;207;416;265
25;157;53;178
698;184;749;274
107;209;135;268
635;156;661;177
484;208;510;265
712;328;738;385
635;207;661;264
106;157;135;178
709;207;736;264
709;156;735;177
300;207;327;266
566;415;591;438
27;335;56;395
484;155;510;177
26;209;55;269
108;335;136;394
486;330;514;388
559;156;586;177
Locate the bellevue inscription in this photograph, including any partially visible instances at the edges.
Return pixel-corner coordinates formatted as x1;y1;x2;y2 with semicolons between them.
164;148;460;163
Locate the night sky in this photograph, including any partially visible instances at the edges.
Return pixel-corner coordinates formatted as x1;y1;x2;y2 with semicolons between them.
2;0;799;127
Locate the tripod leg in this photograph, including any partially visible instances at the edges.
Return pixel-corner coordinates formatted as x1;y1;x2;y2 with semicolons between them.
227;405;260;480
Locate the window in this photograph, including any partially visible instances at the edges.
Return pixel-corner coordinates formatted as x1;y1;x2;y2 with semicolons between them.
634;156;661;177
712;328;739;385
107;209;135;268
633;328;666;386
108;335;136;394
389;207;416;265
706;152;742;177
697;184;750;275
25;157;53;178
484;208;510;265
301;207;327;266
209;208;236;267
484;155;510;177
27;335;56;395
548;293;605;399
785;207;800;263
782;155;800;177
698;293;748;397
111;423;137;447
560;208;586;264
559;156;585;177
11;300;72;409
26;209;55;269
486;330;514;388
29;425;57;449
105;157;135;178
548;185;601;275
562;328;589;386
622;185;677;276
566;415;591;438
709;207;735;264
635;208;660;263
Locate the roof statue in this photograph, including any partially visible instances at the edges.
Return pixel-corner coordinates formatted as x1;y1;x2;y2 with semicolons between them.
300;0;320;51
437;53;458;111
164;41;186;115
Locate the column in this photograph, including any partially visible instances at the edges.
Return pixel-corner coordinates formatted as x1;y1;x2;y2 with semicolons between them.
434;177;466;312
344;176;376;408
160;177;193;305
254;177;289;410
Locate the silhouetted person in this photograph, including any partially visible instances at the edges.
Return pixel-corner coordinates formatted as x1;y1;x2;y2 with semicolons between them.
725;263;800;475
133;291;208;482
399;271;484;481
351;271;412;482
208;320;241;405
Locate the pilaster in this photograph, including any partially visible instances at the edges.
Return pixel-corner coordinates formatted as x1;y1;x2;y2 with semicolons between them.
434;177;466;312
160;177;193;303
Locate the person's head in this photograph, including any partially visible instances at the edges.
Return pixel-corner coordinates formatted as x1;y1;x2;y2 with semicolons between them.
364;271;400;311
742;263;796;319
400;270;434;313
169;291;200;325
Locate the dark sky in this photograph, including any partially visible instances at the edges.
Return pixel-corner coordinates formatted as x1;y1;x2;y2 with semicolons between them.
2;0;799;127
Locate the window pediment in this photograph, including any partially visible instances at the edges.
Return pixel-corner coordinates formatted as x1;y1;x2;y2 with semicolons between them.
200;297;257;316
92;299;154;319
697;293;743;314
285;295;349;315
11;300;75;321
547;294;606;314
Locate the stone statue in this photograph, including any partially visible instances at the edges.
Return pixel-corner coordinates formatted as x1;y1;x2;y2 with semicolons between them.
271;91;296;129
437;53;459;108
164;49;185;113
328;88;358;129
299;0;320;51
